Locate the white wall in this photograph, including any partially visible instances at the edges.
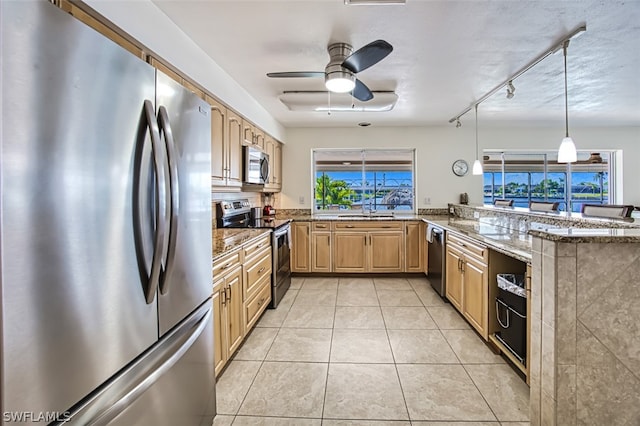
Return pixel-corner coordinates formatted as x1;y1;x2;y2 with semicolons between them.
84;0;286;142
281;126;640;209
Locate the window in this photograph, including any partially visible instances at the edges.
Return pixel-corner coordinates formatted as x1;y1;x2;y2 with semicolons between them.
483;151;614;213
313;149;415;213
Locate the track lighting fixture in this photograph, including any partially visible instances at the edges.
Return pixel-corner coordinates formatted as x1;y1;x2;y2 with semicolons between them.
447;25;586;125
506;80;515;99
455;118;462;128
557;40;577;163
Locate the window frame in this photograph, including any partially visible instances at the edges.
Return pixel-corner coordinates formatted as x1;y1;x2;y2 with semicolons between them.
311;148;417;215
482;150;617;212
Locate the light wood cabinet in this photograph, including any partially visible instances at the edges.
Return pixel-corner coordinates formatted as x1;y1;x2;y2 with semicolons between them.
291;222;311;272
333;232;367;272
212;251;244;377
264;136;282;192
312;232;332;273
462;256;487;334
242;119;264;149
332;222;403;273
226;110;244;187
206;97;242;188
445;245;464;311
243;237;272;332
405;221;424;273
445;233;488;338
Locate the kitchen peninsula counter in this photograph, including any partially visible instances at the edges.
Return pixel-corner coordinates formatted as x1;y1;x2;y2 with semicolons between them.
212;228;271;262
422;216;533;263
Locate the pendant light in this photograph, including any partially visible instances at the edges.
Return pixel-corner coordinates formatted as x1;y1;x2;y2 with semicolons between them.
472;104;483;175
558;40;577;163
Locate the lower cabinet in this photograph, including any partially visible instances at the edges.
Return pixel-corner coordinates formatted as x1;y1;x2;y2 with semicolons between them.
445;233;489;339
213;233;272;377
213;257;243;377
369;232;404;272
405;221;424;272
291;222;311;272
311;231;332;272
333;232;367;272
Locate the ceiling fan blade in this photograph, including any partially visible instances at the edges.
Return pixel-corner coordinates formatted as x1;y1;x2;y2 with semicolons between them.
342;40;393;74
266;71;324;78
352;79;374;102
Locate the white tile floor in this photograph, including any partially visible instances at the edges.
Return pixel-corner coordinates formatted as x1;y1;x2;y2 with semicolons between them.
214;276;530;426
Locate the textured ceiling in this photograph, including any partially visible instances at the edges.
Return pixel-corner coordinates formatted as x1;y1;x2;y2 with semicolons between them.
152;0;640;128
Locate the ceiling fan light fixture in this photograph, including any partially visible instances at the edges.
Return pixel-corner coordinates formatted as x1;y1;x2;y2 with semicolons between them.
325;74;356;93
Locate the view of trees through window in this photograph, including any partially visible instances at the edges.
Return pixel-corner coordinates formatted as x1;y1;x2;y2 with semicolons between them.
314;149;415;212
483;151;612;212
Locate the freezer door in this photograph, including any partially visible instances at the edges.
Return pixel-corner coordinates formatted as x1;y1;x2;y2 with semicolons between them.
62;301;216;426
1;1;158;418
155;72;213;336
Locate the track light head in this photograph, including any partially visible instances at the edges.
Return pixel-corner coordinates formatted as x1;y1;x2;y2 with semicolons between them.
455;118;462;128
506;80;515;99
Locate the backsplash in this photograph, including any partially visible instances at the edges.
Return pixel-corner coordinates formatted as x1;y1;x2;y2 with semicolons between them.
449;203;639;231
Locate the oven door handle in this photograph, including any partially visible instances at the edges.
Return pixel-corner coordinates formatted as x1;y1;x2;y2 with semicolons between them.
274;225;290;238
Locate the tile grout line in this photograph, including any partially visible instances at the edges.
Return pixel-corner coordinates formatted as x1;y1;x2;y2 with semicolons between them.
320;277;341;421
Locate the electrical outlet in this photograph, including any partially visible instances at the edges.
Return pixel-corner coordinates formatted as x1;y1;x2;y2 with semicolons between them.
473;211;480;219
449;206;455;214
424;197;431;205
298;196;305;205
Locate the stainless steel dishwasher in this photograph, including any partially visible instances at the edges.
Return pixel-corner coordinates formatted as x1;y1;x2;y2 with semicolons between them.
426;224;446;297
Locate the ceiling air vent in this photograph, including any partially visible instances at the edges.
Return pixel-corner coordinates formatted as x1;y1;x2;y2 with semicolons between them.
279;91;398;112
345;0;406;5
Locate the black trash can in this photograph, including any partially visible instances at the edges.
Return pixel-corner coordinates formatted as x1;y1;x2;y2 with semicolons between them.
495;274;527;363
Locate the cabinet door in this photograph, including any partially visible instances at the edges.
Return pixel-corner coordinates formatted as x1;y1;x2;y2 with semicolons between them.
369;232;404;272
405;222;424;272
312;232;332;273
264;137;275;189
273;142;282;187
226;111;243;186
254;128;265;149
226;266;245;355
207;96;227;186
445;247;464;311
333;232;367;272
291;222;311;272
242;119;255;146
463;257;488;338
212;280;226;377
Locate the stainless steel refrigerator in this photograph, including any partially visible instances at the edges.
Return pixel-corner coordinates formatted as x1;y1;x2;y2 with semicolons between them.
1;2;215;425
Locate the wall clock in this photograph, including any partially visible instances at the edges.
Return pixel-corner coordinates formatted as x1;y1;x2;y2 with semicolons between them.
452;159;469;177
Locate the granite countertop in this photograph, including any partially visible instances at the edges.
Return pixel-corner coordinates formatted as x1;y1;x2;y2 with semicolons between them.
212;228;271;262
422;216;533;263
284;214;422;221
529;227;640;243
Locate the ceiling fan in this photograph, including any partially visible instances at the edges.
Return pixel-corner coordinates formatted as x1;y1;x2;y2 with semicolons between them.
267;39;393;102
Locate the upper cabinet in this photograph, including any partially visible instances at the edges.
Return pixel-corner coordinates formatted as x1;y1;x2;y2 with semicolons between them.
242;120;264;150
264;136;283;192
207;96;242;189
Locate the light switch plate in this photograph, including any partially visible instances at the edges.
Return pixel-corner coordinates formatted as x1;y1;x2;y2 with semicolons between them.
474;211;480;219
298;196;305;205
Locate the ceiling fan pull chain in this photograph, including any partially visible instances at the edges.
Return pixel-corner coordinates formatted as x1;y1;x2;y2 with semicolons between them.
327;90;331;116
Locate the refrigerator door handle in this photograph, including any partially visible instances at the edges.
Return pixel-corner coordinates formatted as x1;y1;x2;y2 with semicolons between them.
66;303;212;426
136;99;167;304
157;105;180;295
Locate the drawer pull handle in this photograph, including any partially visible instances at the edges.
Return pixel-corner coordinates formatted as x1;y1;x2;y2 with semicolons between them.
382;225;391;228
258;267;266;274
258;297;266;307
257;242;265;248
346;225;354;228
317;224;327;228
221;262;233;269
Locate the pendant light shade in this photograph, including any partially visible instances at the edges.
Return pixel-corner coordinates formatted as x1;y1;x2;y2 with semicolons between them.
558;40;577;163
472;104;483;175
558;136;577;163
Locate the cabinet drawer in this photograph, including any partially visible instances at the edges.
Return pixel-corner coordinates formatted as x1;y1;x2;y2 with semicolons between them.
245;277;271;331
312;221;331;231
333;221;403;231
447;233;488;262
244;234;271;260
213;250;241;278
245;250;272;300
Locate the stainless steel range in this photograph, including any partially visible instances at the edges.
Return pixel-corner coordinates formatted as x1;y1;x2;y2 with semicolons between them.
216;200;291;308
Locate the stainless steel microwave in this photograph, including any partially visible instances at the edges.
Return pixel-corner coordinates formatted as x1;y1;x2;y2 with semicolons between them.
243;145;269;185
